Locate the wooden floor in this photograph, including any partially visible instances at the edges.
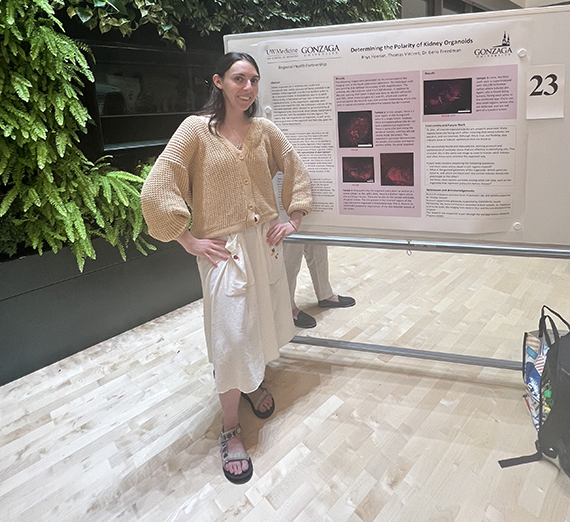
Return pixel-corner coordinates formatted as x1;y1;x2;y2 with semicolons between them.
3;246;570;521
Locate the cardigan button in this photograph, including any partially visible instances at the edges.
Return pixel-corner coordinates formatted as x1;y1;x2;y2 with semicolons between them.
238;153;244;160
243;178;250;185
248;204;254;210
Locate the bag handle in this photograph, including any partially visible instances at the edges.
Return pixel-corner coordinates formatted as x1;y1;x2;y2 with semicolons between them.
540;314;560;347
541;305;570;331
539;305;570;347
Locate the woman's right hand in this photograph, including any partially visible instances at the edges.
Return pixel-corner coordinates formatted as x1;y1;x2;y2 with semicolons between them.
176;230;230;267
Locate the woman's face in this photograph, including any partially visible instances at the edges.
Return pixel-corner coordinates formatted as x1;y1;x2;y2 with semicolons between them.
213;60;260;115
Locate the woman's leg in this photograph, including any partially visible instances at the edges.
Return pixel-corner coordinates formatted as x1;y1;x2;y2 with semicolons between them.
304;244;334;302
219;388;249;475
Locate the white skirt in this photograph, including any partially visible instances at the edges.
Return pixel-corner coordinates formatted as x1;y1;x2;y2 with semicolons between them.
196;220;294;394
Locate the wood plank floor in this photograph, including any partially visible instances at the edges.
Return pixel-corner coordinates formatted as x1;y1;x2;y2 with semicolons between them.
2;246;570;521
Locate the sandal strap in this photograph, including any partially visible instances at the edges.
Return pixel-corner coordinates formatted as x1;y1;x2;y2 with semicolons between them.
252;386;271;410
221;451;250;465
219;423;241;444
219;424;251;466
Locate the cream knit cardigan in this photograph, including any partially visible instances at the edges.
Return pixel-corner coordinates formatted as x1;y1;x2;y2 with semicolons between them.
141;116;313;242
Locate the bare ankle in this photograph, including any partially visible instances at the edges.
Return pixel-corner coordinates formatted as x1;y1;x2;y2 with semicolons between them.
222;418;239;432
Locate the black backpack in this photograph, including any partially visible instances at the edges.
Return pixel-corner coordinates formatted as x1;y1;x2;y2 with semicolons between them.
499;305;570;475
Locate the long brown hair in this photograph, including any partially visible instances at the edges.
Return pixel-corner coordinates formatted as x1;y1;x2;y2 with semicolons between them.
200;52;260;134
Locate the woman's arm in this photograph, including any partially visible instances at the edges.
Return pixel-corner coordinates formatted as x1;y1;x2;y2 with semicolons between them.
264;121;312;217
176;229;230;267
140;117;200;243
266;210;304;247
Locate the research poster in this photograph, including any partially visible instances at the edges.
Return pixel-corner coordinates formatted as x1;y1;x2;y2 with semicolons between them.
263;20;530;234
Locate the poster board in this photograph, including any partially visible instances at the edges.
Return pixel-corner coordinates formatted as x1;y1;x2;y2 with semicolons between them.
225;6;570;250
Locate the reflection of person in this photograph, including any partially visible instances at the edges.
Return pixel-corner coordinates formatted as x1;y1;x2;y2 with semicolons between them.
284;243;356;328
135;90;157;113
141;52;312;484
102;91;127;115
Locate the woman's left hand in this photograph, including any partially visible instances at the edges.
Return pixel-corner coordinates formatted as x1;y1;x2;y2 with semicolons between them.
266;221;296;247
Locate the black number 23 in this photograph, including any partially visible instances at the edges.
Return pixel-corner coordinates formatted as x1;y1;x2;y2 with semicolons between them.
530;74;559;96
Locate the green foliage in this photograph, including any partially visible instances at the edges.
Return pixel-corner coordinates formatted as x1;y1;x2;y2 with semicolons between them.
0;206;28;258
0;0;154;270
1;0;399;268
60;0;399;50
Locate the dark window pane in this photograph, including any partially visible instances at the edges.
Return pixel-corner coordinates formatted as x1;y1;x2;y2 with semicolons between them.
443;0;466;14
90;45;219;147
95;64;212;116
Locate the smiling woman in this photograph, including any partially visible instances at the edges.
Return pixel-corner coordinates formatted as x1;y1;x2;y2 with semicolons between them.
213;60;260;123
140;52;313;484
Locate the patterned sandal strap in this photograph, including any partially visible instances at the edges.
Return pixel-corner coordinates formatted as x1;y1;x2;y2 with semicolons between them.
219;423;241;444
219;424;250;465
221;451;250;465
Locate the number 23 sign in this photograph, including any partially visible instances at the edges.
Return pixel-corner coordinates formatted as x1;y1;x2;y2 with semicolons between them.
527;64;565;120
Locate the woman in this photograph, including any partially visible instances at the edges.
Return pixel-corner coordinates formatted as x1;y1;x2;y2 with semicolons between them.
141;52;312;484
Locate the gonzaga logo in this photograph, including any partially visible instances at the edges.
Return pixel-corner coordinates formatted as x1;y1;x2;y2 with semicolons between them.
301;44;340;56
474;32;512;57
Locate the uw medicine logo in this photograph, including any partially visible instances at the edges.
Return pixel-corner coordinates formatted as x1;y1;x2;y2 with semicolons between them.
474;32;512;58
265;47;299;59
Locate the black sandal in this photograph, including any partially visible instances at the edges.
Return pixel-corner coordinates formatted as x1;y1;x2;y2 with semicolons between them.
241;385;275;419
219;423;253;484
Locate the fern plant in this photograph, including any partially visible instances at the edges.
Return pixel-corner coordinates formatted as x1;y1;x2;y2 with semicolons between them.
0;0;154;270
